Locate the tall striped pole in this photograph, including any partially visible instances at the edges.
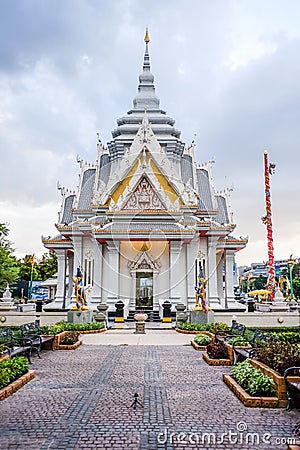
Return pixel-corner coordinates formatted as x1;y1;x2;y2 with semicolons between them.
262;151;276;299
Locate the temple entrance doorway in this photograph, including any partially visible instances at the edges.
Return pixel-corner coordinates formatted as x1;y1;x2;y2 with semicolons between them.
136;271;153;309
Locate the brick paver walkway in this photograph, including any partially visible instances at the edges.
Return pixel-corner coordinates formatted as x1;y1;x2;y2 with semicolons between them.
0;343;299;449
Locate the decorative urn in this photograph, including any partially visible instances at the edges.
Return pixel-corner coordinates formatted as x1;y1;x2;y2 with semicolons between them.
134;312;148;322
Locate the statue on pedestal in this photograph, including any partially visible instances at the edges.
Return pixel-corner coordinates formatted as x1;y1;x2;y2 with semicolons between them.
194;274;210;312
72;267;89;310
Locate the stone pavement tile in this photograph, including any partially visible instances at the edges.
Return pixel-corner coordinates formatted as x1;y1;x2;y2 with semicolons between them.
0;343;298;450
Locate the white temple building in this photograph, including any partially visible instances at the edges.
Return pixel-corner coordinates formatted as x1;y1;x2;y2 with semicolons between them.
42;30;247;315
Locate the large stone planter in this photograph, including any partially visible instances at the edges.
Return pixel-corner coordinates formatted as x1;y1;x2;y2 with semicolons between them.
0;370;35;401
223;373;279;407
202;353;231;366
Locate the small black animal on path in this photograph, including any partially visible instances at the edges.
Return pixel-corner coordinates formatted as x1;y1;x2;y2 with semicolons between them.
131;392;144;410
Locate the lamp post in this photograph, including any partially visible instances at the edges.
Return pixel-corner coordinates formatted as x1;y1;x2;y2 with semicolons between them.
28;255;36;300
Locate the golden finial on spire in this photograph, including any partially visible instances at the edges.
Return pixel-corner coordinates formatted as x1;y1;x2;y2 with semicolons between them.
144;27;150;43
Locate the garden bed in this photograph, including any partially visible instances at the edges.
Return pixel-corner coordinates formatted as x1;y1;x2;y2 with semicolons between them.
54;331;82;350
0;370;35;401
191;341;206;351
202;353;231;366
79;328;107;334
223;373;279;407
176;329;215;339
250;359;300;408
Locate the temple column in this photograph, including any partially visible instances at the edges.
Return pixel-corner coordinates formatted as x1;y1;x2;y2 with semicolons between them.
45;249;66;309
224;250;236;308
187;236;199;310
68;236;83;308
66;252;74;308
90;239;103;309
106;242;120;307
207;236;222;309
217;254;225;308
169;240;183;304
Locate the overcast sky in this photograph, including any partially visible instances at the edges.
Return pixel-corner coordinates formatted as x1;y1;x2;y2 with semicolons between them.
1;0;300;266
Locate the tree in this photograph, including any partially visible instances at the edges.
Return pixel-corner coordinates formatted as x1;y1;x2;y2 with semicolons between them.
18;254;41;281
17;251;57;282
36;251;57;280
0;222;20;292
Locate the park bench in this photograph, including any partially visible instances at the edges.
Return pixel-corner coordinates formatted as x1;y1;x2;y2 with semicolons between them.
0;328;33;363
215;322;246;343
284;366;300;410
20;322;55;358
232;329;277;364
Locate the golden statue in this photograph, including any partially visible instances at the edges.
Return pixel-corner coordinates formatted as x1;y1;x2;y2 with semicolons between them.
71;267;90;310
194;274;210;312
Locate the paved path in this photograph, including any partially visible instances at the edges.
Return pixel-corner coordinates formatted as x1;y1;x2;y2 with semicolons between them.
0;331;299;450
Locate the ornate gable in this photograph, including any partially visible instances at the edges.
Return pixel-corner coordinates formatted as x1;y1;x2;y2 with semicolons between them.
128;243;161;273
122;176;165;210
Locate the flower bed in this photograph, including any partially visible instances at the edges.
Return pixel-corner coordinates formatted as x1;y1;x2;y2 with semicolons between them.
250;359;298;408
54;331;82;350
223;373;279;407
223;359;279;407
0;356;35;401
191;340;206;351
191;333;213;351
79;328;107;334
202;353;231;366
0;370;35;401
176;329;215;339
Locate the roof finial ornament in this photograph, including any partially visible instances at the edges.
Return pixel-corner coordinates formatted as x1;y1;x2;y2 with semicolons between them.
144;27;150;43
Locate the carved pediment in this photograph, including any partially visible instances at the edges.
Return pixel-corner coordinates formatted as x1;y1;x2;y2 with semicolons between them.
122;176;165;210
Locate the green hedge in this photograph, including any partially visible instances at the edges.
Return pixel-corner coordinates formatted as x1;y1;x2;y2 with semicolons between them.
40;321;105;335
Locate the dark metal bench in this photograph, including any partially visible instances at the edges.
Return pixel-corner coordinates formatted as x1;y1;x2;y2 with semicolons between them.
284;366;300;410
0;328;33;363
20;322;55;358
232;329;277;364
215;322;246;343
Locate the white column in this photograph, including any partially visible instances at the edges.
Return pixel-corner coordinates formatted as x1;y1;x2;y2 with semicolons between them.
73;236;83;275
45;249;66;309
69;236;83;307
186;236;199;310
207;236;222;309
225;250;236;308
67;252;74;306
169;240;183;304
216;255;224;307
106;242;120;306
90;239;103;309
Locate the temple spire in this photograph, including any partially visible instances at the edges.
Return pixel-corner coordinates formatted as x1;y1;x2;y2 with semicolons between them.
133;28;160;110
143;27;150;71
